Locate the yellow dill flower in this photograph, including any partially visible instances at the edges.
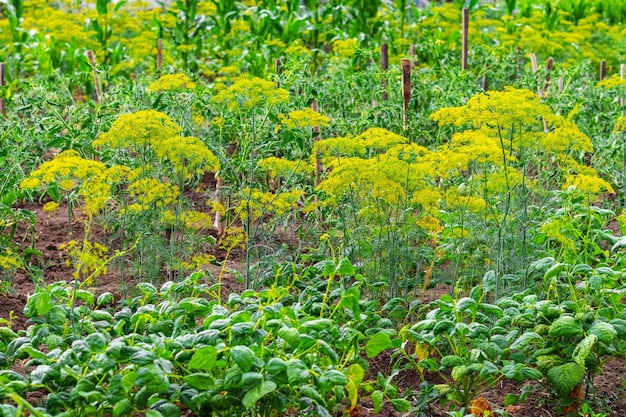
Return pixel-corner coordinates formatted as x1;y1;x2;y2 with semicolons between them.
540;125;593;153
597;75;626;90
128;178;180;209
59;239;109;283
540;219;576;251
235;188;304;221
563;174;615;195
412;187;444;213
19;150;105;191
354;128;407;151
154;136;220;179
104;165;139;183
212;117;226;129
257;157;313;179
315;136;366;157
43;201;60;212
219;66;240;76
210;77;289;111
416;215;444;234
332;39;358;57
147;73;196;93
93;110;182;150
193;114;205;127
181;210;213;231
444;189;487;213
0;251;22;269
614;116;626;133
279;108;331;129
430;87;552;128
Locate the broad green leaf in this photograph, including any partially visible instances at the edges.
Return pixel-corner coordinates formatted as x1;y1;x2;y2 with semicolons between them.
365;331;392;358
277;327;300;349
521;366;543;380
188;346;217;371
456;297;477;312
544;263;564;280
451;365;468;381
27;291;53;317
589;321;617;345
371;390;383;414
300;385;324;404
242;380;276;409
389;398;410;412
266;358;286;375
145;410;163;417
548;316;582;338
230;346;255;372
318;370;348;391
286;359;309;385
301;319;333;331
335;258;356;275
510;332;542;351
536;354;563;374
113;398;134;417
184;373;215;390
97;292;114;306
573;334;597;367
440;355;464;368
547;362;584;397
86;333;108;352
241;372;263;388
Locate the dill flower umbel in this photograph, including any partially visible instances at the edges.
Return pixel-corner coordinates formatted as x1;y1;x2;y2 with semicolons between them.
93;110;183;150
279;108;331;129
210;77;289;111
147;73;196;93
154;136;220;179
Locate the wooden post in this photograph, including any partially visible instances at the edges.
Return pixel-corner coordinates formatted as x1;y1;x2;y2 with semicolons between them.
213;176;226;237
619;64;626;117
481;74;488;91
381;43;389;101
409;44;416;68
156;38;163;77
402;59;411;132
86;50;102;104
0;62;5;118
275;58;282;88
599;60;607;81
544;56;553;92
312;100;322;186
461;8;469;71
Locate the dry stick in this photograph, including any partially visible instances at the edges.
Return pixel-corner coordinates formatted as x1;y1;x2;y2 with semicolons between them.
86;50;102;104
275;58;283;88
600;60;607;81
529;53;549;132
381;43;389;101
156;38;163;77
312;100;322;186
461;8;469;71
0;62;5;118
214;177;226;237
402;59;411;134
544;56;554;92
619;64;626;117
409;43;416;68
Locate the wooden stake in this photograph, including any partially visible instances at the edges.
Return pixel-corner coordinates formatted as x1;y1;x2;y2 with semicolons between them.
402;59;411;132
544;56;553;92
461;8;469;71
557;76;564;93
275;58;282;88
86;50;102;104
214;176;226;237
0;62;5;118
619;64;626;117
529;53;539;73
481;74;488;91
600;60;607;81
381;43;389;101
312;100;323;186
409;44;416;68
156;38;163;77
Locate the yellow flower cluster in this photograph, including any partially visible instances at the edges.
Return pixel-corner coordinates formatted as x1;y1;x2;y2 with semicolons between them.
235;189;304;221
126;178;180;211
93;110;182;150
154;136;220;179
147;73;196;93
332;39;358;58
315;127;407;158
597;75;626;90
19;150;106;191
210;77;289;111
59;239;109;283
563;174;615;196
181;210;214;231
0;250;22;270
279;108;331;129
257;156;313;180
